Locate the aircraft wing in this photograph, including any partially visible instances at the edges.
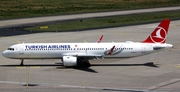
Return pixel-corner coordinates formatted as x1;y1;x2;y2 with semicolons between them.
62;53;102;57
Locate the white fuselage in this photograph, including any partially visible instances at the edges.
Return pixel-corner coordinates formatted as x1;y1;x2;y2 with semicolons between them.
2;42;172;59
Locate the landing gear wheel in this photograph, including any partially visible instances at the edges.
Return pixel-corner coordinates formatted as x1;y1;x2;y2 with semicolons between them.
77;61;91;68
85;62;91;68
20;59;24;66
77;58;90;68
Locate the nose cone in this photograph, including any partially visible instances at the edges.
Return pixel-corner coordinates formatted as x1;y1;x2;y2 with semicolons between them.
2;50;8;57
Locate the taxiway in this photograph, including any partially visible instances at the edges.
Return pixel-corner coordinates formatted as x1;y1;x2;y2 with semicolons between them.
0;20;180;92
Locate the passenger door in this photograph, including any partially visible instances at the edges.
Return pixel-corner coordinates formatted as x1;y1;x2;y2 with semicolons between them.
19;45;24;55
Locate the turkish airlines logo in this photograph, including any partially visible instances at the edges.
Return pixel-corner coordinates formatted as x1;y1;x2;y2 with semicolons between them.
150;27;167;43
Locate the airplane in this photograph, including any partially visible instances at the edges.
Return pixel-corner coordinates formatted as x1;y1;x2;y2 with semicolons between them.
2;19;173;67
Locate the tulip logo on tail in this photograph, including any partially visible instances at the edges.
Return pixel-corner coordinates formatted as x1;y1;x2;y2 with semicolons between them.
150;27;167;43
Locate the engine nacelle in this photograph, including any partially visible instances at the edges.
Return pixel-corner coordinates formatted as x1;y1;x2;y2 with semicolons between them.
62;56;77;67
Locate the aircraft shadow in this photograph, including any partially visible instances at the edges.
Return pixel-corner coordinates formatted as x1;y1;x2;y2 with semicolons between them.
0;63;98;73
0;63;63;67
91;62;159;68
0;62;159;68
56;67;98;73
0;62;158;73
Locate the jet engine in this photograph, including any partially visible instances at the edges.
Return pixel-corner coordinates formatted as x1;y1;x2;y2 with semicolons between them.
62;56;77;67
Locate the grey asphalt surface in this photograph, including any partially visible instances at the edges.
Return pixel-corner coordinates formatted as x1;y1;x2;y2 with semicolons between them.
0;7;180;92
0;20;180;92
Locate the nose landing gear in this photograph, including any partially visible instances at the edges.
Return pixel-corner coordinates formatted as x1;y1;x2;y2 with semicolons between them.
20;59;24;66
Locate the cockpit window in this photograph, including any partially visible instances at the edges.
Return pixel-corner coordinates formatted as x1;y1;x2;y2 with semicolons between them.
7;48;14;51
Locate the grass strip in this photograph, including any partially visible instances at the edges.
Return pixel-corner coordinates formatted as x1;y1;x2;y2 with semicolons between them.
0;0;180;19
25;11;180;32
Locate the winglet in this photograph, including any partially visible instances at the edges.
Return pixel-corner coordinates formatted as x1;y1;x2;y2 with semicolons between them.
97;35;104;43
142;19;170;43
108;46;115;55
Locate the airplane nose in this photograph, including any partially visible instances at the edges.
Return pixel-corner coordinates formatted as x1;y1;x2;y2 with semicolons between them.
2;50;8;57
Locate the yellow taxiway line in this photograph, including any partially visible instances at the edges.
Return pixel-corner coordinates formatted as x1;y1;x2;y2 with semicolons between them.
16;66;41;68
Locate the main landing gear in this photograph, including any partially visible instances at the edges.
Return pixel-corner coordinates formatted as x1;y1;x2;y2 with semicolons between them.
20;59;24;66
77;61;91;68
84;61;91;68
77;58;91;68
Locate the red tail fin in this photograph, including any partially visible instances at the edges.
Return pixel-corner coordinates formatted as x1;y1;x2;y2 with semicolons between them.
142;19;170;43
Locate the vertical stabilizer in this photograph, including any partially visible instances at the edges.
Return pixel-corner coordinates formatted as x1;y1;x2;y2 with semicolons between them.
142;19;170;43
